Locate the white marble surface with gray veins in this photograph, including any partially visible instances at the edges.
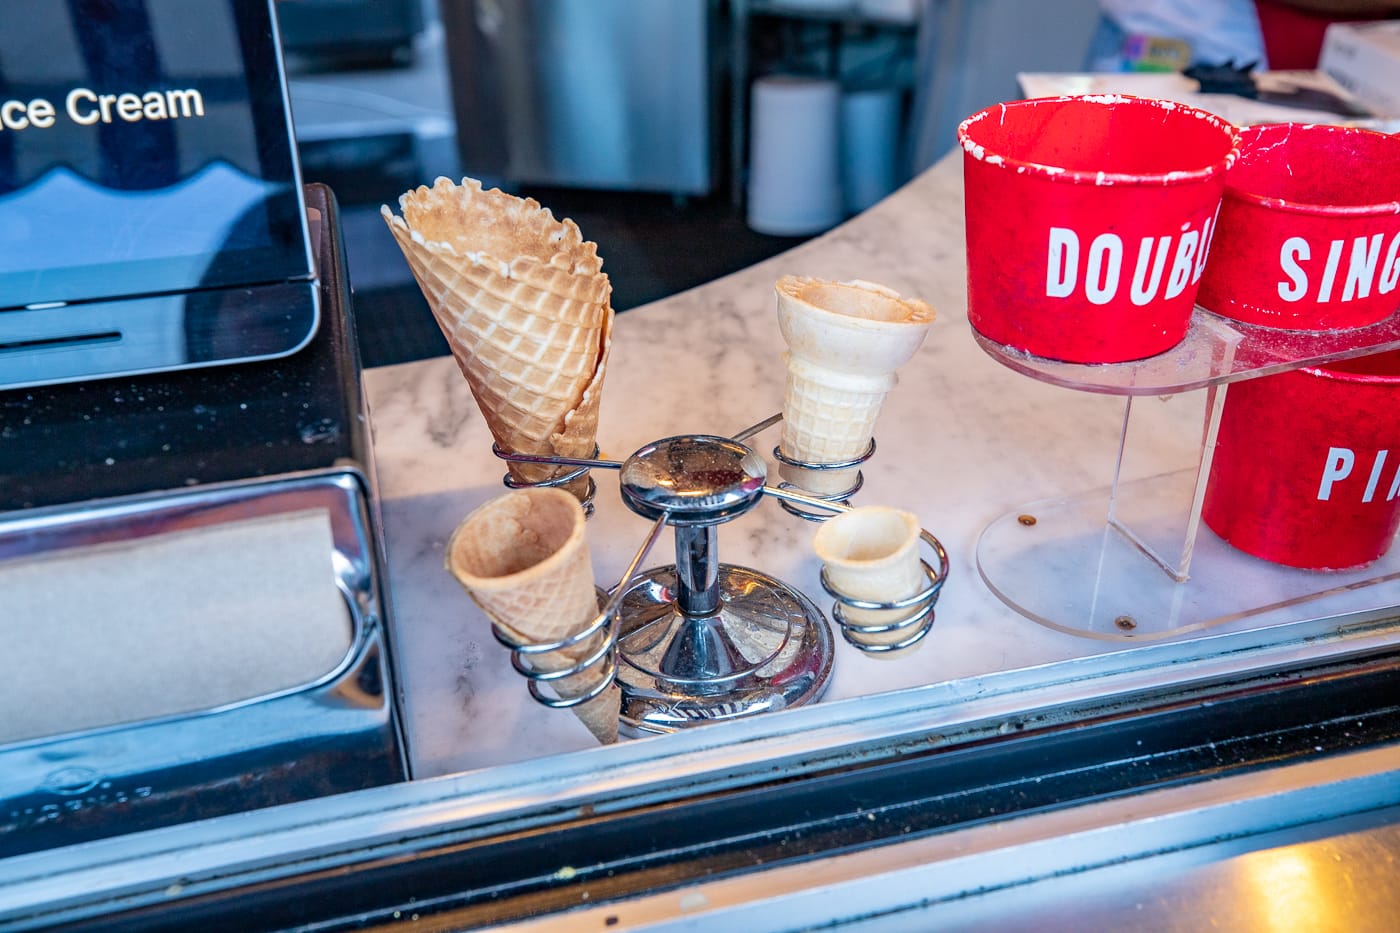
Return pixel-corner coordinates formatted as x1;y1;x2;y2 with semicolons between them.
363;154;1394;779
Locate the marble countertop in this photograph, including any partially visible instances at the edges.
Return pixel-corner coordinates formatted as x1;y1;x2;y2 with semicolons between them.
363;154;1398;779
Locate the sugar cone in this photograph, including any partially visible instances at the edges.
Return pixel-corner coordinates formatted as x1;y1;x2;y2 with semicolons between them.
446;487;619;744
813;506;928;659
382;177;614;502
775;277;934;495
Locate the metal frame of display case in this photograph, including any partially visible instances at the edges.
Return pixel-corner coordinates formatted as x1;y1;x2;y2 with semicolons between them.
8;171;1400;933
5;604;1400;930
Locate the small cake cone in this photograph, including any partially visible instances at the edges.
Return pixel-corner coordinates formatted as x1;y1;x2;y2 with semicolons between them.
383;178;614;501
781;358;893;495
813;506;928;658
447;487;619;744
775;277;933;496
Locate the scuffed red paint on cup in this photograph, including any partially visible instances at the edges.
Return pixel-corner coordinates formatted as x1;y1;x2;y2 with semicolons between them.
959;95;1239;364
1203;349;1400;571
1197;123;1400;332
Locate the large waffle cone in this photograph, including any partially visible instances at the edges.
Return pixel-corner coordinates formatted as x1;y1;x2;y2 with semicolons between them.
446;488;619;745
383;178;614;499
775;277;934;496
395;177;604;279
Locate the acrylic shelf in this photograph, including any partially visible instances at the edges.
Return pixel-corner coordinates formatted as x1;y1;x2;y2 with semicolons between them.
973;304;1400;396
975;305;1400;640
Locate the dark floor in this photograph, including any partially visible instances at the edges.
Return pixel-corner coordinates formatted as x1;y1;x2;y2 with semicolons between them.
308;155;810;369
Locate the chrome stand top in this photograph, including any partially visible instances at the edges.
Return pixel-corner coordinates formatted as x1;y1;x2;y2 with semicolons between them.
617;434;767;526
608;433;833;732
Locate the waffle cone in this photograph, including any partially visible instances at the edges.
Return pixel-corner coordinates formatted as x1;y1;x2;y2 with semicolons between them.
446;488;619;744
775;277;934;496
383;178;614;501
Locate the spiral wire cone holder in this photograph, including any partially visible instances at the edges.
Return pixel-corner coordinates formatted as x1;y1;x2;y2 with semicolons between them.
772;439;876;522
819;529;949;654
728;412;875;522
489;608;614;708
489;413;949;734
484;515;667;708
494;444;600;517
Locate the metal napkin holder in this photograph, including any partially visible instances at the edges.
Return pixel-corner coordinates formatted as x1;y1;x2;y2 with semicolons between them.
0;469;406;857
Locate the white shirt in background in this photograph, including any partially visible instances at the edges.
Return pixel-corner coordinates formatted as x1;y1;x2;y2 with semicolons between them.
1099;0;1268;67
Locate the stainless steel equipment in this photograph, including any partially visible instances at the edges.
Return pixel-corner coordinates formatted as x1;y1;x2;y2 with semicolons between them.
0;470;403;858
0;185;407;858
438;0;712;194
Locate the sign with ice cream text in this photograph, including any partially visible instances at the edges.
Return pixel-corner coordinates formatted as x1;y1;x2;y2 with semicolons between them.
0;0;311;314
0;88;206;131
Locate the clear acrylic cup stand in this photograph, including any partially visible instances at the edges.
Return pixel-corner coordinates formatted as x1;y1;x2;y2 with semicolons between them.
493;414;950;734
975;305;1400;642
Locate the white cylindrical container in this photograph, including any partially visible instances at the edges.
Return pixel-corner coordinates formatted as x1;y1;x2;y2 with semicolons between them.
841;87;903;215
747;75;842;236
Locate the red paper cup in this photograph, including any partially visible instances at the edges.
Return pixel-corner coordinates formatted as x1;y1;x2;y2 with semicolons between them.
1197;123;1400;331
959;95;1239;364
1203;349;1400;570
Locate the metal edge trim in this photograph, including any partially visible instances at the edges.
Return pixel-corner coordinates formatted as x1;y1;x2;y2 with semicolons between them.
488;743;1400;931
3;606;1398;924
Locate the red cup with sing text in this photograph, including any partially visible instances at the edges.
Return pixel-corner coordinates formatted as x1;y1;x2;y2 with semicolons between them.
1196;123;1400;332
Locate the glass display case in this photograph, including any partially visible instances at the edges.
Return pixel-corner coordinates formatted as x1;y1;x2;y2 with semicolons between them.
7;150;1400;930
4;8;1400;921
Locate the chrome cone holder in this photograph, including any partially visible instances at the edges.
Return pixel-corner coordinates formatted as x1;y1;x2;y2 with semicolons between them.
492;415;949;735
610;434;832;733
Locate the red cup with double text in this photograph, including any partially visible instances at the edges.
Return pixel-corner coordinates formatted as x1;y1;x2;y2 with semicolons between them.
959;95;1239;363
1197;123;1400;332
1202;349;1400;571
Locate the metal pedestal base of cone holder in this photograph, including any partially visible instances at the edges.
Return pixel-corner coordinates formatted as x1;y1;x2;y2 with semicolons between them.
491;414;949;735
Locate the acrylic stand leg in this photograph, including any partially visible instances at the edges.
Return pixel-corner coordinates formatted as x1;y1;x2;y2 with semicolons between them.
978;384;1400;641
1105;386;1229;583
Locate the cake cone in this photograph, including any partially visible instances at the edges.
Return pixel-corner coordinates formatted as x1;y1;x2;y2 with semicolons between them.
813;506;929;658
382;177;614;502
446;487;619;744
775;277;934;495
